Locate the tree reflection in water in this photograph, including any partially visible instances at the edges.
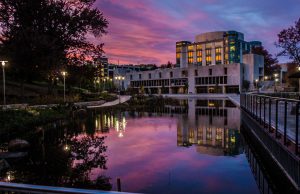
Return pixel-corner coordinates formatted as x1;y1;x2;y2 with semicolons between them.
1;130;112;191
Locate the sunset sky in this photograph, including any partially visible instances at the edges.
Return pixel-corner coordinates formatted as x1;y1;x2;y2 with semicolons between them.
94;0;300;65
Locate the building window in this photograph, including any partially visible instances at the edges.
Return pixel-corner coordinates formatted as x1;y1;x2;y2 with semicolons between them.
205;48;211;55
182;70;188;77
139;74;141;79
170;71;173;78
195;70;198;76
159;72;162;78
205;49;212;65
148;73;151;79
224;68;227;75
130;75;133;80
188;51;193;64
197;50;202;65
206;56;212;65
209;69;212;76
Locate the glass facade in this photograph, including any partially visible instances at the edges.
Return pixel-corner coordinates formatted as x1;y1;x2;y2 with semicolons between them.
176;31;261;67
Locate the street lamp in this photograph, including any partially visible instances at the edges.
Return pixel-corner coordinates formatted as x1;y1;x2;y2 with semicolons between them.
1;61;8;105
274;73;279;92
255;79;259;89
115;75;125;104
61;71;67;102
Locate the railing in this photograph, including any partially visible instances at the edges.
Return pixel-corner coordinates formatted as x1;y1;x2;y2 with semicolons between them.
240;93;300;155
0;182;131;194
263;92;300;100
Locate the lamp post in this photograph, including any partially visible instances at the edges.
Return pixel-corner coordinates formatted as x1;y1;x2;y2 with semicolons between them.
1;61;8;105
61;71;67;102
115;76;125;104
255;79;259;89
274;73;279;92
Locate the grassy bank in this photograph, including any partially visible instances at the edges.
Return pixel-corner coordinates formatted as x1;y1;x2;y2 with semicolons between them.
0;106;69;133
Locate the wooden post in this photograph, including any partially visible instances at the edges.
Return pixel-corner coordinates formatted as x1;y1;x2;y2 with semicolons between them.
117;178;121;192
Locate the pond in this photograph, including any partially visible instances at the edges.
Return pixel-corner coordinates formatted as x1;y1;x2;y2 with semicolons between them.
0;98;268;194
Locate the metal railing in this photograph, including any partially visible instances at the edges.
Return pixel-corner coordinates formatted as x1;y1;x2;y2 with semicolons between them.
0;182;132;194
241;93;300;155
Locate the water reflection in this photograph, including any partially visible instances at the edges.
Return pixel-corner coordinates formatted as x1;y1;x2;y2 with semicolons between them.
177;99;242;156
0;98;261;194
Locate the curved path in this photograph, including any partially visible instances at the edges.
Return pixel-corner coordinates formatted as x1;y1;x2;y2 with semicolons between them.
87;95;131;109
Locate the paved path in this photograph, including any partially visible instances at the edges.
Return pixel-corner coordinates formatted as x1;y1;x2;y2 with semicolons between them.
227;94;241;107
87;95;131;109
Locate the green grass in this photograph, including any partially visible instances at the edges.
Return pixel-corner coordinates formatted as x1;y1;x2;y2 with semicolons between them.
0;106;69;133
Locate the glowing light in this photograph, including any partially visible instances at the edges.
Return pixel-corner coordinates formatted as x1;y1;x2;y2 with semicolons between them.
208;103;215;107
5;171;13;182
64;145;70;151
118;132;124;138
255;79;259;82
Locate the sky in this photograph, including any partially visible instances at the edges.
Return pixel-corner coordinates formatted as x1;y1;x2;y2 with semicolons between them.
94;0;300;65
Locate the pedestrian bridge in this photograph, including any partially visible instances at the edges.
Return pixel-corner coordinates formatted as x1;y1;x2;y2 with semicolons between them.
241;93;300;191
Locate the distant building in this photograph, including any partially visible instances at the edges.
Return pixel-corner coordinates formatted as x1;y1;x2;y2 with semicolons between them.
94;56;109;81
124;31;264;94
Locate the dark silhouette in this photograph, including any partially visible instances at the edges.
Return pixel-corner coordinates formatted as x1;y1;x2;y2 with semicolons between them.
0;0;108;94
276;18;300;65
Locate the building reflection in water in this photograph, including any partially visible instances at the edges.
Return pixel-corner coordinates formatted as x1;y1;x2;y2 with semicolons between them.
92;98;241;156
177;99;243;156
94;112;127;138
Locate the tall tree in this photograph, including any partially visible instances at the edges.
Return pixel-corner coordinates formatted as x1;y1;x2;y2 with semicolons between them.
276;18;300;65
251;46;279;76
0;0;108;93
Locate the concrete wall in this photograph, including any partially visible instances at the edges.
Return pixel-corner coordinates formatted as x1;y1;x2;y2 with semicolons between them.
242;54;264;89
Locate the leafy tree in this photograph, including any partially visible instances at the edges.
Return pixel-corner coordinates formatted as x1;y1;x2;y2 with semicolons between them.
0;0;108;93
251;46;279;76
276;18;300;65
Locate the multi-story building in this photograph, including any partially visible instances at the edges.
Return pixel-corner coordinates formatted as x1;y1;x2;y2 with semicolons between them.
125;31;264;94
94;56;109;81
176;31;261;67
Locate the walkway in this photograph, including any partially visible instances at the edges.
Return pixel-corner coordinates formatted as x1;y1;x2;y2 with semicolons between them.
87;95;131;109
227;94;241;107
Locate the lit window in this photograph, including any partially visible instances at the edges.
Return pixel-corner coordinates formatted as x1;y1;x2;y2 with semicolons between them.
230;46;235;51
215;47;221;54
188;45;194;51
196;44;202;50
205;49;211;55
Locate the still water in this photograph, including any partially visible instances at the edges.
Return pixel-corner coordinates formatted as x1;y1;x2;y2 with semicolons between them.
1;99;266;194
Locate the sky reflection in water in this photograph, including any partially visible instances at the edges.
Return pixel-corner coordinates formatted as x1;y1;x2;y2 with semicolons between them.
89;99;259;194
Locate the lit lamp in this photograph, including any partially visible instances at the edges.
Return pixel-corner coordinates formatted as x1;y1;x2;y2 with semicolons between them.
255;79;259;89
61;71;67;102
264;76;268;81
115;75;125;104
1;61;8;105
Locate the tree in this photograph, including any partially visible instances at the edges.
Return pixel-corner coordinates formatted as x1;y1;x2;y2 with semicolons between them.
276;18;300;65
251;46;279;76
0;0;108;93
